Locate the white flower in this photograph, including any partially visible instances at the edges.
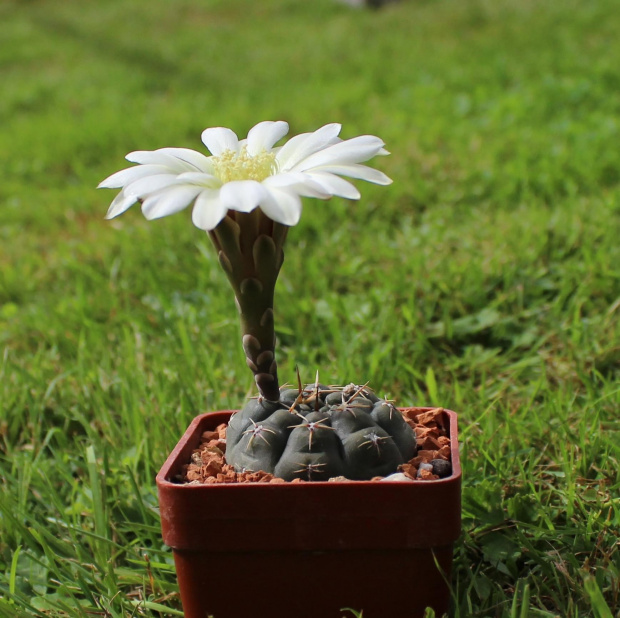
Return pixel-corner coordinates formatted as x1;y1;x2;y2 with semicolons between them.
98;121;391;230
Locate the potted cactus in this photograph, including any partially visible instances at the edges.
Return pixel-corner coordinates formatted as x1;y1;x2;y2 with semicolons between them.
99;121;461;618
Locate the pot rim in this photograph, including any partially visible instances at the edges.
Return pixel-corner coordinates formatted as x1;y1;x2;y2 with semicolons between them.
156;407;462;551
156;407;461;489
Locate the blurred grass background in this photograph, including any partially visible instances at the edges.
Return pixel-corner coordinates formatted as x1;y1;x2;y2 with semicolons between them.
0;0;619;615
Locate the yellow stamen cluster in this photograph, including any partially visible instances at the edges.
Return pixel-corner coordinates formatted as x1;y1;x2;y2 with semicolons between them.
212;146;277;183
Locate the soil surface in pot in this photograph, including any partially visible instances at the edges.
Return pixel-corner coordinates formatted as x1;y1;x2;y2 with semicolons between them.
179;407;452;484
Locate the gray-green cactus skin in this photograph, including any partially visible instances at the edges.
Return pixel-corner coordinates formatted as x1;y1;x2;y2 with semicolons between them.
226;383;417;481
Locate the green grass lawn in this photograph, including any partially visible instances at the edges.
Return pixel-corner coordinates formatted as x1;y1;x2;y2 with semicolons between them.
1;0;619;615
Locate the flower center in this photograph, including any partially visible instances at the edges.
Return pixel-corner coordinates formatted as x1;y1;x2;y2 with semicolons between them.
212;146;277;183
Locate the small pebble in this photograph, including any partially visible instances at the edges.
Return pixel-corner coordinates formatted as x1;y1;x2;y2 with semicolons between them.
417;462;433;479
431;459;452;478
381;473;414;482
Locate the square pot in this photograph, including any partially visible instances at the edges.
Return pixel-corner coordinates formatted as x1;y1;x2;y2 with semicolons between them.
156;408;461;618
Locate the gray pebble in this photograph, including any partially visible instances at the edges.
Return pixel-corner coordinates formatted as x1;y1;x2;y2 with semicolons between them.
416;462;433;479
431;459;452;478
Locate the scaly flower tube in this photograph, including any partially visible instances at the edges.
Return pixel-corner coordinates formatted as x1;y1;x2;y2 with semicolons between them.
99;121;391;401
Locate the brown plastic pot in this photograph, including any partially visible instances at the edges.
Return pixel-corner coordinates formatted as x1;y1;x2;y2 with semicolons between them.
156;408;461;618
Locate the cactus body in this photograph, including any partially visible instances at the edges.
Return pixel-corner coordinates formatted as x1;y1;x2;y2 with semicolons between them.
226;384;417;481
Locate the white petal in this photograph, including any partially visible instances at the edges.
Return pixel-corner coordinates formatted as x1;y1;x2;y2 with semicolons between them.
105;190;138;219
98;164;169;189
201;127;240;156
309;163;392;185
306;171;361;200
125;150;195;172
125;150;168;165
261;188;302;226
191;189;228;230
176;172;221;188
291;135;386;171
141;185;202;220
263;172;331;199
246;121;289;155
276;123;342;171
219;180;268;213
124;173;179;197
157;147;214;172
